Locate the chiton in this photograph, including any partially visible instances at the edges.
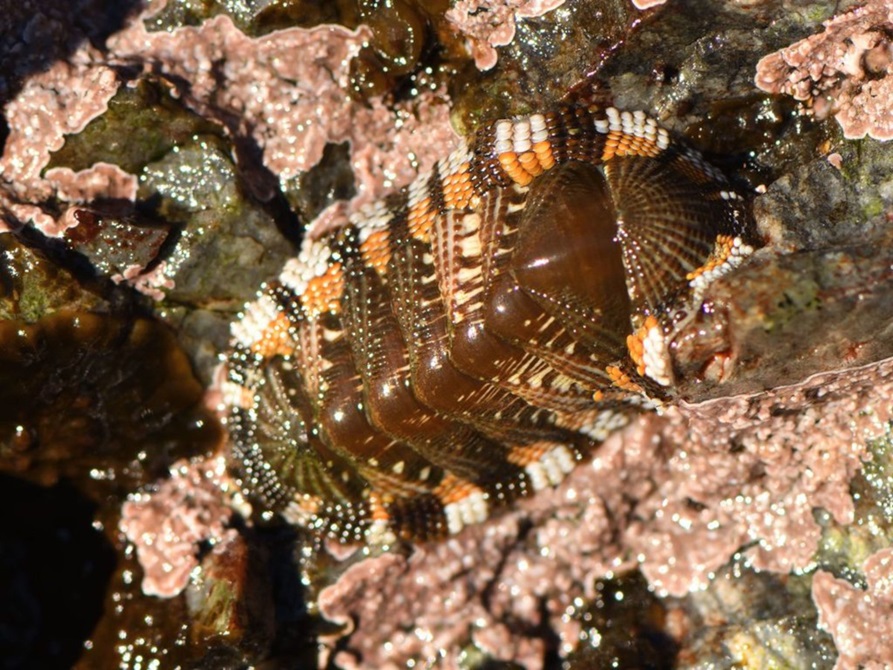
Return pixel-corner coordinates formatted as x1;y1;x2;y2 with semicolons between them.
223;92;758;544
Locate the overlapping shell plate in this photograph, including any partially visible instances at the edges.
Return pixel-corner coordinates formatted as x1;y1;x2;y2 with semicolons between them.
223;92;757;544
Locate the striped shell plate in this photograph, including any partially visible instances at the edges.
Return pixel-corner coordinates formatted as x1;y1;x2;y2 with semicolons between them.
223;94;757;545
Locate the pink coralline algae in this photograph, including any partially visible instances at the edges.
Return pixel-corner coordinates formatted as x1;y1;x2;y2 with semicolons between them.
119;458;233;598
110;7;460;271
105;1;462;237
0;58;122;235
632;0;667;9
112;261;176;303
755;0;893;141
0;0;458;290
108;10;458;208
317;357;892;668
813;547;893;670
445;0;566;70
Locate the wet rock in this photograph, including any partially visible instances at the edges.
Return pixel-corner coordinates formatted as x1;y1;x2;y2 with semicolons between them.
62;206;171;279
0;234;103;322
814;427;893;585
138;136;294;307
671;241;893;401
78;543;196;670
286;141;356;224
185;530;275;658
448;0;636;130
566;572;676;669
673;558;836;668
0;0;141;108
168;306;234;387
753;159;852;250
144;0;260;33
79;508;290;670
0;311;219;497
754;138;893;251
46;77;222;177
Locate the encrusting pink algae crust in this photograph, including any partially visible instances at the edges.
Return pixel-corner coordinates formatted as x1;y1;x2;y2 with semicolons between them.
106;8;459;213
315;357;892;668
0;58;122;235
445;0;566;71
1;0;458;285
119;458;233;598
755;0;893;141
813;547;893;670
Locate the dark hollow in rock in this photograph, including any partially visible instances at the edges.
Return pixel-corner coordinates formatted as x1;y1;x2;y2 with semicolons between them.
0;475;116;670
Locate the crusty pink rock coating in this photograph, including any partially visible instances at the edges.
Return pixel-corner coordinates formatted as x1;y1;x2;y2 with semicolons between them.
317;357;892;667
119;458;233;598
0;0;457;295
0;58;121;235
445;0;566;70
813;547;893;670
108;6;458;215
755;0;893;141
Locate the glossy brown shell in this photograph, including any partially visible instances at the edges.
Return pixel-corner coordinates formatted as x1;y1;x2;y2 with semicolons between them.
223;95;757;544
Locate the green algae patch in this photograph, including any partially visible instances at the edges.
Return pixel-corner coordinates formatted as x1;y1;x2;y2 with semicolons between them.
46;78;222;176
0;235;103;322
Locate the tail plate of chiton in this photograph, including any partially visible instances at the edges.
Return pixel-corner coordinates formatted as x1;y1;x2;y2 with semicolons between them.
222;92;757;545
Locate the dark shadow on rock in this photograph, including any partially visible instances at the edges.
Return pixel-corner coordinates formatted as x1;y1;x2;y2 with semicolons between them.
0;475;116;670
0;0;142;112
231;123;305;250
